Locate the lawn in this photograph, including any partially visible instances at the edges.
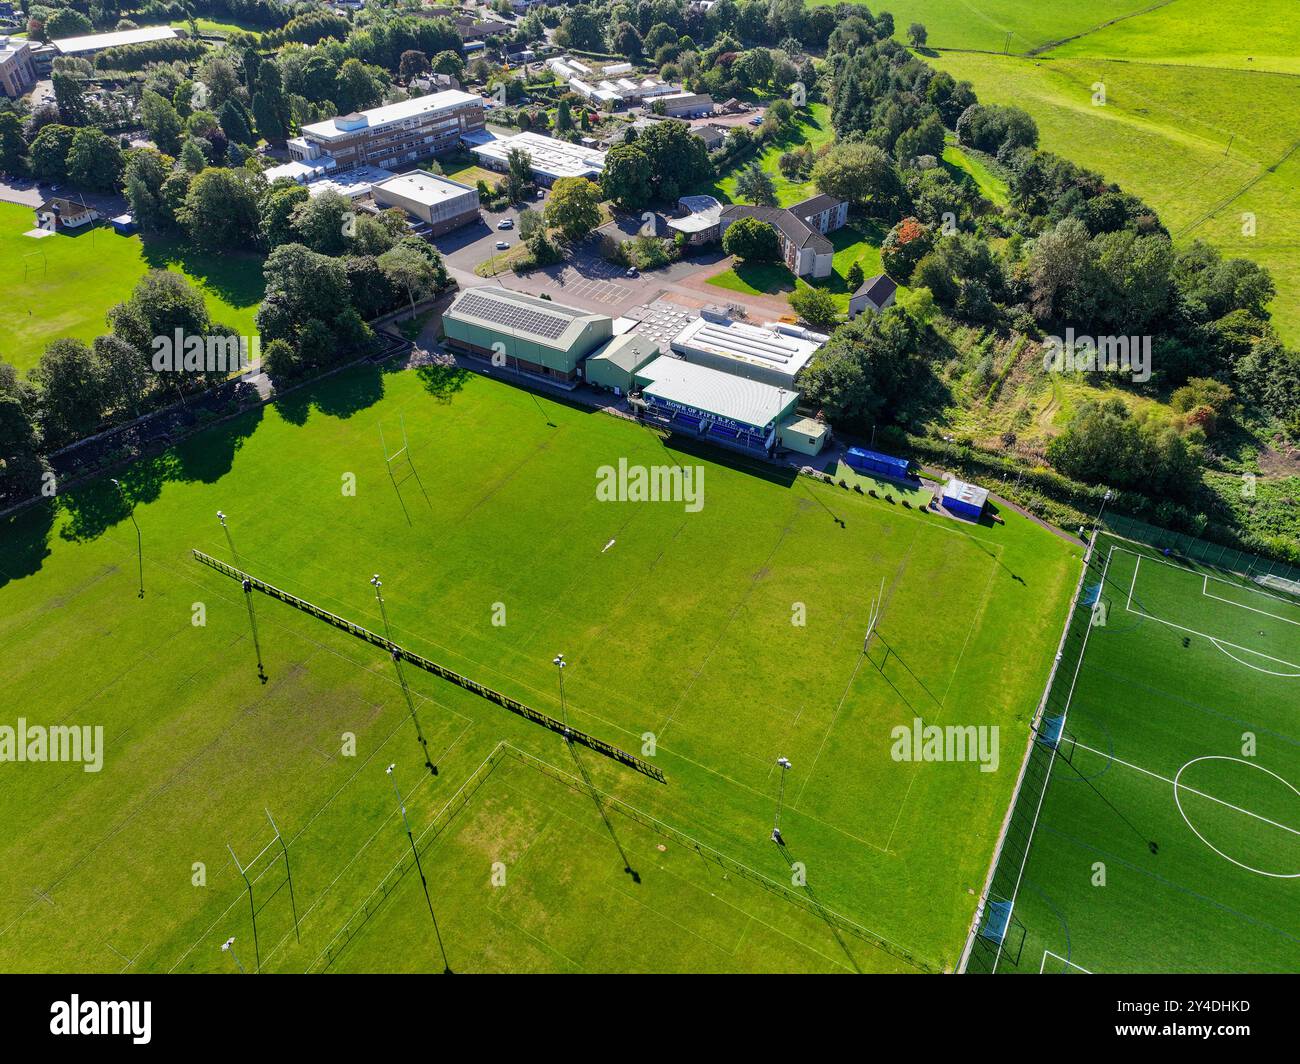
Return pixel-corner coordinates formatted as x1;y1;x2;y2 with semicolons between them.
929;50;1300;342
707;222;891;313
0;360;1079;973
713;103;836;208
942;143;1010;208
979;537;1300;973
0;202;264;374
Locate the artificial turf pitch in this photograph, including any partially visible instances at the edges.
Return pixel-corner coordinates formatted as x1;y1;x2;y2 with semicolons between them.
994;537;1300;974
0;361;1078;973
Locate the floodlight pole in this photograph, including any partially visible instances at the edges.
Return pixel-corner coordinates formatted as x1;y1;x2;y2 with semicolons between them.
386;764;452;974
111;479;143;598
221;936;246;974
771;756;792;843
553;653;570;739
373;575;433;772
242;577;267;682
1089;490;1113;562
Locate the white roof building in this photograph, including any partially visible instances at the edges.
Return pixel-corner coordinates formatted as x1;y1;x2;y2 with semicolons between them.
467;130;606;183
669;315;825;389
52;25;178;55
299;90;483;143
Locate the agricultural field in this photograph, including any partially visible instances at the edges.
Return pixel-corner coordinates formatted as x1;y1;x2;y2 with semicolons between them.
0;361;1080;974
924;0;1300;341
0;202;264;374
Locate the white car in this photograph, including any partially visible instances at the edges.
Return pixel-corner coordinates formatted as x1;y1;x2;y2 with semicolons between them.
495;240;510;250
497;219;514;229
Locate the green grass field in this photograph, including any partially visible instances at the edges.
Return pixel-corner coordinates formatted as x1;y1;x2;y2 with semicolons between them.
926;0;1300;341
0;202;264;374
711;103;836;208
707;222;891;314
993;537;1300;973
0;361;1079;973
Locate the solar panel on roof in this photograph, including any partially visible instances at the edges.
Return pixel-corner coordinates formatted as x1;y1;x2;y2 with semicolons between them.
454;291;574;340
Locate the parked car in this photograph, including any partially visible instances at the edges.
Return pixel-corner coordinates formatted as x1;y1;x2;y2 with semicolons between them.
625;267;638;278
748;115;763;126
495;240;509;250
497;219;514;229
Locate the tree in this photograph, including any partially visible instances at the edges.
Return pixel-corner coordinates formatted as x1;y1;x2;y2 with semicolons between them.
846;261;865;292
399;50;429;80
378;243;441;315
556;4;605;52
880;217;934;282
27;124;74;184
907;23;927;48
66;128;124;191
601;143;652;209
141;91;184;155
505;146;532;203
812;143;903;218
722;216;779;262
789;285;838;328
180;167;263;249
544;177;602;241
29;339;105;449
45;8;92;38
335;59;385;114
0;112;25;176
92;334;149;421
219;99;253;145
52;73;89;126
291;190;355;256
256;243;350;361
735;161;777;206
517;205;544;239
799;310;919;427
635;118;711;201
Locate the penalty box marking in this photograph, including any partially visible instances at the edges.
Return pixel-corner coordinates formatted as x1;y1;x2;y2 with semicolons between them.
1041;949;1092;973
1119;549;1300;675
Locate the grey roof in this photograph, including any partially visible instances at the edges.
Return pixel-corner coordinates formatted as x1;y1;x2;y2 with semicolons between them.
445;287;609;349
636;355;797;429
586;332;662;372
791;193;844;219
853;273;898;306
719;204;832;255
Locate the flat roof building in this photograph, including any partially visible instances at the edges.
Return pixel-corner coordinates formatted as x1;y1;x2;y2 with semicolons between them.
466;130;606;185
942;478;989;521
0;34;35;98
670;314;825;389
372;170;480;235
292;90;486;171
52;25;178;55
442;287;613;384
634;355;799;452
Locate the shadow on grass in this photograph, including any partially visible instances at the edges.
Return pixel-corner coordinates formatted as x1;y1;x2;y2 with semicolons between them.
139;236;267;313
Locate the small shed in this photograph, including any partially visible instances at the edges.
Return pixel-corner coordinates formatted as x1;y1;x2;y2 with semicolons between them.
848;274;897;318
942;478;989;521
778;416;829;457
583;332;661;393
110;213;137;235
